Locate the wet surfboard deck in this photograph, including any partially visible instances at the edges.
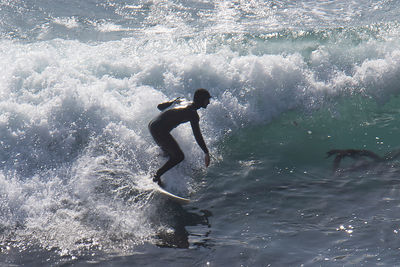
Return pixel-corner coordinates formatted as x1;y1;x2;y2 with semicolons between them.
155;185;190;204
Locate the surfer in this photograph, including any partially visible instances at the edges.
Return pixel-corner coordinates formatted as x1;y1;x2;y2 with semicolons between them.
148;88;211;186
326;148;400;173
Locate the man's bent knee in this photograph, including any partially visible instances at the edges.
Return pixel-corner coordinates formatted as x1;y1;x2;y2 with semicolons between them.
173;151;184;164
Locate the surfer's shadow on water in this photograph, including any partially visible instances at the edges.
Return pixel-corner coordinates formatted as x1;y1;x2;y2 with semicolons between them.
152;202;213;249
90;166;213;249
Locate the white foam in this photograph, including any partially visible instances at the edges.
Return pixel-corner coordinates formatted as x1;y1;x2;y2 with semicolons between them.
53;17;79;29
2;20;400;254
1;29;400;177
96;22;126;33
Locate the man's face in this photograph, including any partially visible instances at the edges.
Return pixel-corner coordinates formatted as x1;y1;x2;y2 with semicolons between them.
202;97;210;108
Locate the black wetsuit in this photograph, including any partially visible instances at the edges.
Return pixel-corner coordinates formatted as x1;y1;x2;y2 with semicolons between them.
149;103;208;179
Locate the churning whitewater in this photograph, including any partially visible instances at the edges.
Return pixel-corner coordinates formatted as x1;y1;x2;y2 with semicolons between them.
2;0;400;266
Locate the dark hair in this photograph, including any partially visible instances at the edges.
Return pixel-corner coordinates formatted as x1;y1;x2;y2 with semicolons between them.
193;88;211;104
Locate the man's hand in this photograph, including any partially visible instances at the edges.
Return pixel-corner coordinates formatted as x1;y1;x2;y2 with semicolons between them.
205;153;210;167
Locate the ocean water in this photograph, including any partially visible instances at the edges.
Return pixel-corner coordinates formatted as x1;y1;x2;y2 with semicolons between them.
2;0;400;266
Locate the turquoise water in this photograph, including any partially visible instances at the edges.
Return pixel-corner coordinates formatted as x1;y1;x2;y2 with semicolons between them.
2;0;400;266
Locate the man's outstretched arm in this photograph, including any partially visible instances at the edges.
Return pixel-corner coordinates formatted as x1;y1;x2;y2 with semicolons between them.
157;97;182;111
190;120;210;167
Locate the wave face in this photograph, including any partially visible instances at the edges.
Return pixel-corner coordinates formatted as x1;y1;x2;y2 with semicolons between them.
2;0;400;265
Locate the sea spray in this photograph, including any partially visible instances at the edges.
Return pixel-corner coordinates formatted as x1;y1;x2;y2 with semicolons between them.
2;0;400;265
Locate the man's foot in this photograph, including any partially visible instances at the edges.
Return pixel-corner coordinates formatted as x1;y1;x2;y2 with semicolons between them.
152;175;164;188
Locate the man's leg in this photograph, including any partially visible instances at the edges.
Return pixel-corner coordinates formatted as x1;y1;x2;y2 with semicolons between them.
153;133;184;185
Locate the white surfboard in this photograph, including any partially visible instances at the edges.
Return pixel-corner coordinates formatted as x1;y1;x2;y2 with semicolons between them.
155;185;190;204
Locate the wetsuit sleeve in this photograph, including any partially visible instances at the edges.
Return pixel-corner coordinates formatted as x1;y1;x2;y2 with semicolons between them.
190;117;209;154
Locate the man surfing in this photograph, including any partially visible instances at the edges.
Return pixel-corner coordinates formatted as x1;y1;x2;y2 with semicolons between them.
326;148;400;173
148;88;211;187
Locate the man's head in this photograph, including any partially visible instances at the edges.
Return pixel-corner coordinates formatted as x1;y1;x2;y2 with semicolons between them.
193;88;211;108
